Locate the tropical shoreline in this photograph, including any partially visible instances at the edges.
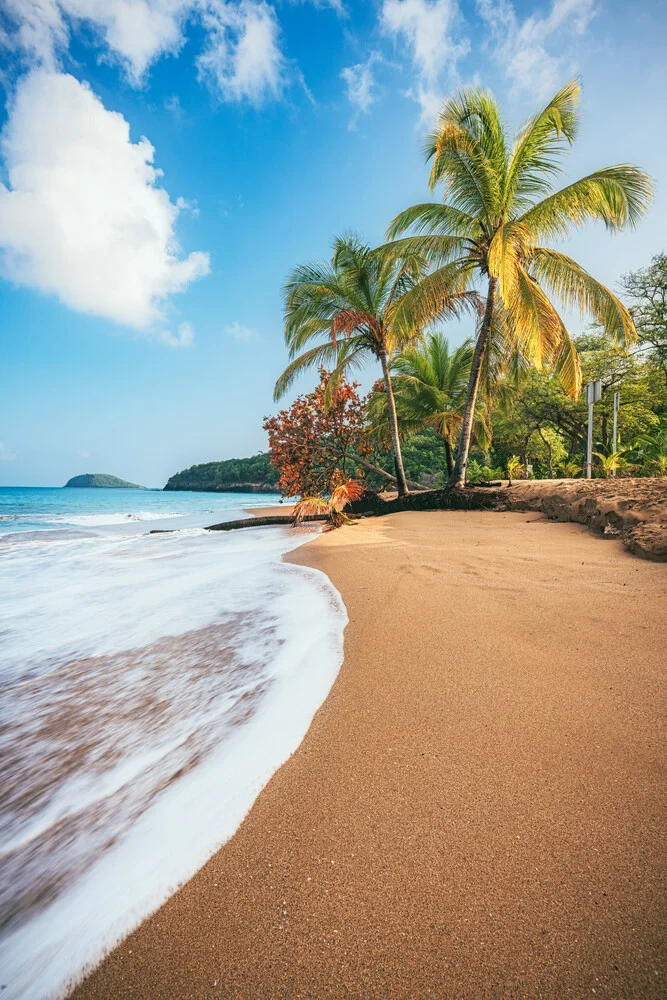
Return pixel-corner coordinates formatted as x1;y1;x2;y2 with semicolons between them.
73;510;666;1000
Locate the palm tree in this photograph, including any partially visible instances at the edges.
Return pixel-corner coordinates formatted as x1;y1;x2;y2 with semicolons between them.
368;333;478;477
633;424;667;476
275;235;473;496
559;458;581;479
386;80;652;488
594;449;628;478
506;454;523;485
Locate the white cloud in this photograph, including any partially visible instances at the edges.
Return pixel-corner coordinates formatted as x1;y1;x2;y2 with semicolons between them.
1;1;292;105
1;0;192;81
0;443;17;461
223;321;257;341
158;321;195;347
290;0;346;13
197;1;287;104
0;70;210;332
341;51;381;126
381;0;469;122
76;448;90;458
477;0;597;98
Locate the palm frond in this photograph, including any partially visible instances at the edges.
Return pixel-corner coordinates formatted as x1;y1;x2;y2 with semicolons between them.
386;202;480;240
292;497;330;523
330;479;365;512
528;248;636;346
274;341;343;400
504;78;580;211
518;165;653;241
386;259;479;341
424;87;504;221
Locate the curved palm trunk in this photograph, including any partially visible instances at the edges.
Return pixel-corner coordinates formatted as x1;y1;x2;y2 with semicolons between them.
379;349;409;496
449;277;497;488
443;437;454;477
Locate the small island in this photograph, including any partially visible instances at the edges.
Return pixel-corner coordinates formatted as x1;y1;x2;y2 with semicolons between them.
64;474;143;488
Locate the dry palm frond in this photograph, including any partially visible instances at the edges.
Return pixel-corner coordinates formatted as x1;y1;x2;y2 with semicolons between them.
292;479;365;530
292;496;329;524
330;479;365;512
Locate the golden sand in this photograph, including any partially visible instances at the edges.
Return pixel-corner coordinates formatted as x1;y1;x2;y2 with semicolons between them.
74;511;666;999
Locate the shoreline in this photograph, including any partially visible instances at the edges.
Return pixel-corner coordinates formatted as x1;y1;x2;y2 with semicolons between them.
73;510;665;999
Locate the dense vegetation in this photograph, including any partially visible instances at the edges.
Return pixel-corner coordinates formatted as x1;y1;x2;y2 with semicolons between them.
164;454;278;492
64;474;142;488
172;85;664;501
273;80;652;492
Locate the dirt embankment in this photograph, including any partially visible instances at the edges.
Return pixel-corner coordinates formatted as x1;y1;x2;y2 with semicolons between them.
501;478;667;562
351;478;667;562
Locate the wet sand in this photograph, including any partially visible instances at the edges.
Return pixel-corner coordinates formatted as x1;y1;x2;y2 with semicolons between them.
74;511;666;999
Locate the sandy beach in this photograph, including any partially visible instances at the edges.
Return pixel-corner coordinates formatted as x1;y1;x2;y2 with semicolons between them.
73;510;666;1000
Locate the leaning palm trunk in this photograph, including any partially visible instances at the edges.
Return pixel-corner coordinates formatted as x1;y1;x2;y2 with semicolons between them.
379;350;409;495
450;278;497;487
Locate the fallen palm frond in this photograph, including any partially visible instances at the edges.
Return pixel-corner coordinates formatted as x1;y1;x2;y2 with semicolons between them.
293;479;366;529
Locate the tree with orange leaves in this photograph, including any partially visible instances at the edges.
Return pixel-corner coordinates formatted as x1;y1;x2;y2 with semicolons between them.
263;369;371;498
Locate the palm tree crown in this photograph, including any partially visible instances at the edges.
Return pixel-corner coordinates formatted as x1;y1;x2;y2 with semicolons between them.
368;333;477;477
276;234;473;495
386;79;653;486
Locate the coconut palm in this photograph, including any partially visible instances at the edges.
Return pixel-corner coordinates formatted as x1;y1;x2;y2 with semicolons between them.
559;458;581;479
633;424;667;476
275;235;473;496
386;80;652;488
594;449;628;478
506;454;523;485
368;333;478;477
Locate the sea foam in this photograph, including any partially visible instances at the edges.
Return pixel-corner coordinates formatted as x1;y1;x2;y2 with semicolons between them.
0;514;346;1000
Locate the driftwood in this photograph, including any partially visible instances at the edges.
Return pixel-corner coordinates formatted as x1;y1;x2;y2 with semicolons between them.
205;514;329;532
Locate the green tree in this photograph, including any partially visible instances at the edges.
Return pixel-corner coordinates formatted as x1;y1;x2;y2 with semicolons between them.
620;252;667;380
386;80;652;487
274;235;472;496
488;332;665;472
368;333;475;476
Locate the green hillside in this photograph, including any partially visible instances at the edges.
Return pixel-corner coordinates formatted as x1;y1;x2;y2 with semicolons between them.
164;454;279;492
64;474;143;488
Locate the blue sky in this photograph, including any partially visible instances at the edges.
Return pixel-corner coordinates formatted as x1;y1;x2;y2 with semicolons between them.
1;0;666;487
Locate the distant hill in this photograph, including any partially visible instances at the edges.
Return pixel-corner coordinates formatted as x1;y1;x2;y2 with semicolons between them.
64;474;143;488
164;454;279;493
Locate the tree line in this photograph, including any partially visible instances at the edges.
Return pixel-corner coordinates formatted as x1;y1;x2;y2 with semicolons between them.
268;79;658;497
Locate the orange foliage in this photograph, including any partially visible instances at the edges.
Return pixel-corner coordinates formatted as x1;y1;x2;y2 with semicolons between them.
263;370;371;498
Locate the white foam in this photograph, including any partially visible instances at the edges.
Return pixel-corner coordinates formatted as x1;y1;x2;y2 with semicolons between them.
53;510;189;526
0;524;318;686
0;522;347;999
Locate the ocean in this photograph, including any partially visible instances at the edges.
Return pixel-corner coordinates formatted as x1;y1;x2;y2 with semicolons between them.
0;487;346;1000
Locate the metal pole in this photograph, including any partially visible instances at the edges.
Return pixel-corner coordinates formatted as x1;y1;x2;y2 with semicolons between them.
612;391;620;477
586;400;593;478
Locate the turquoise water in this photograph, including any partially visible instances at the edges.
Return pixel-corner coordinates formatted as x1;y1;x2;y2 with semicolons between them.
0;486;285;534
0;484;345;1000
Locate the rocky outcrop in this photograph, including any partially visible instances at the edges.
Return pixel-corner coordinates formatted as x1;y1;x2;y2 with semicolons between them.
165;481;279;494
